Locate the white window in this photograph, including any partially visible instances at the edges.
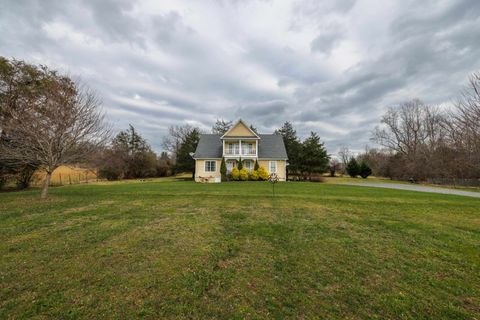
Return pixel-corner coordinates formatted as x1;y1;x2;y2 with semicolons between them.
205;160;216;172
269;161;277;173
227;143;239;154
247;143;254;154
245;160;251;170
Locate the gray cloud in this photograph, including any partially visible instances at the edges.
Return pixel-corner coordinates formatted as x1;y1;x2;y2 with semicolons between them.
1;0;480;154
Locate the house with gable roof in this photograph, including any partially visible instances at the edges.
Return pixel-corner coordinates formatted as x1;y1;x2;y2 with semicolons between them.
192;119;288;182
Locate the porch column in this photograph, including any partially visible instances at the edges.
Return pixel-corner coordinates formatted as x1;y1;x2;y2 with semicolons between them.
239;140;242;156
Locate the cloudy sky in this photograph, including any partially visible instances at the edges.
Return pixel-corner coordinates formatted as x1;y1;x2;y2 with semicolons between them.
1;0;479;153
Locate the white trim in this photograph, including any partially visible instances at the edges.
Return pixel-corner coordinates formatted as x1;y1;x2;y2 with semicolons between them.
222;137;258;140
220;119;260;139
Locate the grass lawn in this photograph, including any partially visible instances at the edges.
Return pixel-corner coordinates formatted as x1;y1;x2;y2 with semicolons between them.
1;180;479;319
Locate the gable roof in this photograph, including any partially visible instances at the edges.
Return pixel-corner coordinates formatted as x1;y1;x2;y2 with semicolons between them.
257;134;288;159
221;119;260;139
193;134;288;159
193;134;223;159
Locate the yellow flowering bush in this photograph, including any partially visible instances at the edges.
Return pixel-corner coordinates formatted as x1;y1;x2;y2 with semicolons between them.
239;168;248;181
257;166;269;180
231;167;240;180
250;170;259;181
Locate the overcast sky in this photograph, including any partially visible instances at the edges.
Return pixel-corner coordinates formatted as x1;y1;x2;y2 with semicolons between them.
1;0;479;153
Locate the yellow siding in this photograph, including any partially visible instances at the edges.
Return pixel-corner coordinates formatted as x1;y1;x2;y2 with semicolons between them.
195;159;221;183
258;160;287;181
224;121;256;137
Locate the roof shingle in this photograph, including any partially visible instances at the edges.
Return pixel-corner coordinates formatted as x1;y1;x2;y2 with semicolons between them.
193;134;287;159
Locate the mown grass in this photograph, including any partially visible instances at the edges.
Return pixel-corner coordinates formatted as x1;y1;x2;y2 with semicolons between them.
0;180;479;319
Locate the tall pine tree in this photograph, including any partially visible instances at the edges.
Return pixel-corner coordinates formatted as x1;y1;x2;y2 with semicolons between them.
300;132;329;179
275;122;302;178
176;128;200;178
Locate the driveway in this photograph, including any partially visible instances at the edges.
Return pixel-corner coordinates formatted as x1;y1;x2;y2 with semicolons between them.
341;182;480;199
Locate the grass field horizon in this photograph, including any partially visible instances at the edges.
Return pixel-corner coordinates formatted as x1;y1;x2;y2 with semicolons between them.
1;179;479;319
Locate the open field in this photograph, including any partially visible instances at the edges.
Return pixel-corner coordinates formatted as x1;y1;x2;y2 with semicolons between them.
32;166;99;187
1;180;479;319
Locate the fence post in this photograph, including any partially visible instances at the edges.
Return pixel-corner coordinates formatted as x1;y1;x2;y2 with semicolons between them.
86;172;88;183
59;173;62;185
78;173;81;184
69;174;72;185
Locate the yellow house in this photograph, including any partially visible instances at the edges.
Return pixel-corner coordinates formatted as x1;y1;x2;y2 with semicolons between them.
193;120;288;182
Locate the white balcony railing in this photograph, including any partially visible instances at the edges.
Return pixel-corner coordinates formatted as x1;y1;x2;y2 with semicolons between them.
242;148;256;155
225;150;256;156
224;142;257;156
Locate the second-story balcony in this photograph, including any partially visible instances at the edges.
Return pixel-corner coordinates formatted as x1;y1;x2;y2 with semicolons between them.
224;142;257;156
224;149;256;156
241;147;256;155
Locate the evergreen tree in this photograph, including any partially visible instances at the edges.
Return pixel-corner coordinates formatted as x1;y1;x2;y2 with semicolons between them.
237;157;243;170
112;125;150;155
346;158;360;178
359;161;372;179
300;132;329;179
176;128;200;178
108;125;156;179
275;121;302;178
220;157;227;181
254;159;259;170
212;118;232;135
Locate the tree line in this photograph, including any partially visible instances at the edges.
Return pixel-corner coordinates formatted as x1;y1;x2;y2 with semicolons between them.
0;57;333;198
339;73;480;184
5;56;476;197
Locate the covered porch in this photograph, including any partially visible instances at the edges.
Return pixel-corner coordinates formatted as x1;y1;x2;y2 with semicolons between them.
225;158;256;172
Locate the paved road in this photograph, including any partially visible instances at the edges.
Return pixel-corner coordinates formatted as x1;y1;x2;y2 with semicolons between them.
341;182;480;199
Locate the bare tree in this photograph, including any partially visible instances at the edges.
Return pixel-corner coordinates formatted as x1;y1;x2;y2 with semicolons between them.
162;124;194;163
372;99;449;180
212;118;232;135
329;158;341;177
337;146;352;174
446;72;480;178
1;72;110;198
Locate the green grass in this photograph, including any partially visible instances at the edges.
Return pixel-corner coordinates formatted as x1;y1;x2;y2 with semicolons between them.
1;180;479;319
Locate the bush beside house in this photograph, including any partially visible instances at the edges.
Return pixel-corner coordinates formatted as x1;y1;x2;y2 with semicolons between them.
231;167;240;180
239;168;248;181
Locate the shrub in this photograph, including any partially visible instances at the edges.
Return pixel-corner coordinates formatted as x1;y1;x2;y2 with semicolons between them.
310;173;325;182
239;168;248;181
220;157;227;181
231;167;240;180
254;159;259;171
346;158;360;178
237;157;243;170
0;176;7;190
250;170;259;181
359;161;372;179
99;167;123;181
257;166;269;180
